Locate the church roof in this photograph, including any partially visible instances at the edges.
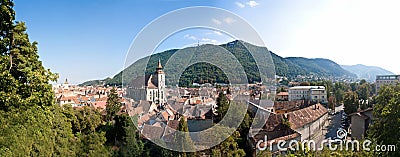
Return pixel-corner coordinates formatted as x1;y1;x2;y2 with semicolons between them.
147;75;158;89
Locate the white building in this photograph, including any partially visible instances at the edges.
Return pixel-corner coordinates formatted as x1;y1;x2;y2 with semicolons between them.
376;75;400;93
129;59;166;105
288;86;327;103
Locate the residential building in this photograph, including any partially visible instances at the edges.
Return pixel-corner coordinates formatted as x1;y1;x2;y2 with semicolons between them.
349;108;373;139
274;100;303;114
247;103;328;156
248;112;301;156
376;75;400;93
276;92;288;101
248;100;275;113
288;86;327;103
287;103;328;141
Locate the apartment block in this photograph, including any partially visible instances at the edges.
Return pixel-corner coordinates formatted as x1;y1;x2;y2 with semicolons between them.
376;75;400;93
288;86;327;103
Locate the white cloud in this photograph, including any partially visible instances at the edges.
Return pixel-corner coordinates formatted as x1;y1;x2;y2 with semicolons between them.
235;2;245;8
184;34;197;40
223;17;236;24
213;31;223;36
201;38;218;43
212;18;222;25
247;1;259;7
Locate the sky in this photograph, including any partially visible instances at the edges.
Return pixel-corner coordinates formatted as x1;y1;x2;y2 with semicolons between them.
14;0;400;84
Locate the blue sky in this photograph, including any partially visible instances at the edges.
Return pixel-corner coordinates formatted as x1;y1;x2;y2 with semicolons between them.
14;0;400;84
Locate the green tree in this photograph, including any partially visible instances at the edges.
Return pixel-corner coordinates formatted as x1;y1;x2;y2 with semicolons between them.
207;127;245;157
77;131;111;156
332;82;349;104
72;107;111;156
350;82;358;91
116;114;144;157
369;84;400;157
359;79;367;85
174;117;195;157
0;1;75;155
356;83;371;101
328;95;336;111
343;91;359;114
300;82;310;86
215;92;229;123
106;87;121;122
142;139;174;157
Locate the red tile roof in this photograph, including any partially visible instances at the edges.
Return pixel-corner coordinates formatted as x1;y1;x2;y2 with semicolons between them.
287;103;328;129
277;92;289;96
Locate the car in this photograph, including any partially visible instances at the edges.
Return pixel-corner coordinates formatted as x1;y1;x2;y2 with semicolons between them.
341;123;349;129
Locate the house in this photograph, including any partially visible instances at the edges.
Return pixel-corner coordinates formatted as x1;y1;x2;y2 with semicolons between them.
274;100;303;114
286;103;328;141
248;100;275;113
288;86;327;103
276;92;288;101
247;111;301;156
349;108;373;139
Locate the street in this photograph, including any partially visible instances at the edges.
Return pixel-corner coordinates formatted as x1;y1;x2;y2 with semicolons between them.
311;104;344;148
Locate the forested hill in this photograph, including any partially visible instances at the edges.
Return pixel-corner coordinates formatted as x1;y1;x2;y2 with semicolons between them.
341;64;394;82
285;57;356;78
80;40;356;86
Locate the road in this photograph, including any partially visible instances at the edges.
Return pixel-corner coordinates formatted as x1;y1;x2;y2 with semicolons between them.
312;104;344;148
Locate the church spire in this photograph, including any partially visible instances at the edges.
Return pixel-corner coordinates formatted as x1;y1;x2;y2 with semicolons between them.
157;58;163;69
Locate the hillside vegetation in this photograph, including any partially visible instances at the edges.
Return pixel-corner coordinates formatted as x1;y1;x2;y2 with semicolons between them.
80;40;356;86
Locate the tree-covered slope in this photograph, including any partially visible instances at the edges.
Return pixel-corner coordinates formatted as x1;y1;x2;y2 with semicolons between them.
285;57;356;78
80;40;356;86
341;64;394;81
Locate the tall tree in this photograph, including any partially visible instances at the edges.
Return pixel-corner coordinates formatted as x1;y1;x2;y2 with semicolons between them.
174;117;195;157
73;106;111;156
106;87;121;122
115;114;144;157
328;95;336;111
357;83;371;101
215;91;229;123
343;91;359;114
0;1;74;156
369;84;400;157
0;0;14;54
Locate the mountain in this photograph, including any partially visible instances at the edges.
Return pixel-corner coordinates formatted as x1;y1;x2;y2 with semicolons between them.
284;57;356;78
341;64;394;81
80;40;356;86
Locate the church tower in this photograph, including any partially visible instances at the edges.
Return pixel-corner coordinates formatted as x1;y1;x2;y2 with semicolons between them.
155;59;165;104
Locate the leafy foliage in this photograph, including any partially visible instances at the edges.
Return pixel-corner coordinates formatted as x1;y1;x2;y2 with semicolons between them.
106;88;121;122
369;84;400;157
215;92;229;123
343;91;359;114
173;117;196;157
